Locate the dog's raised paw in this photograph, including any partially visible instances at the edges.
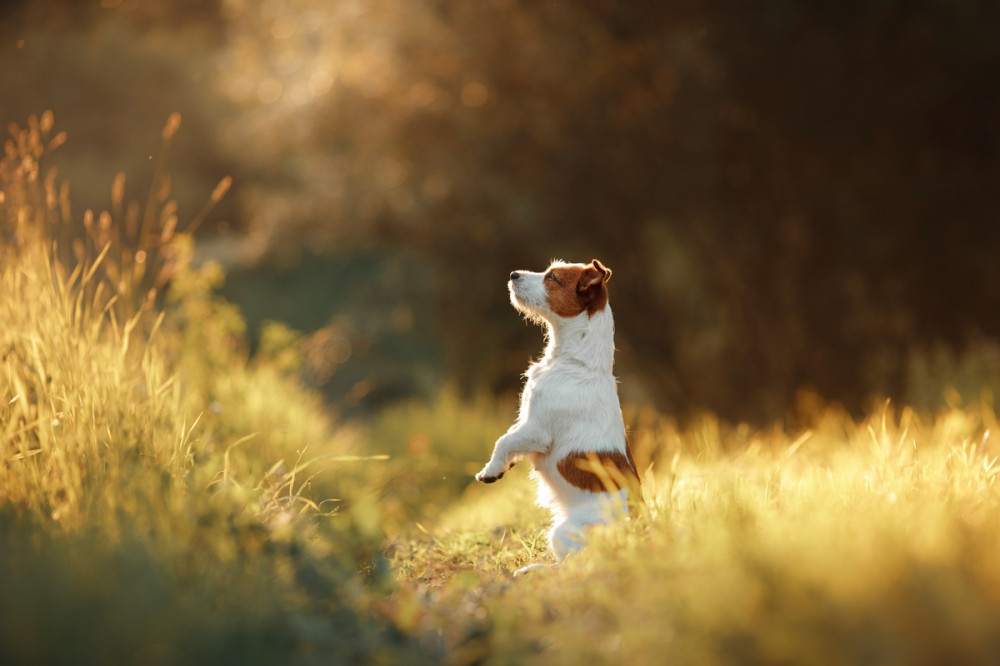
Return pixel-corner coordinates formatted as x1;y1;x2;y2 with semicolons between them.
475;470;504;483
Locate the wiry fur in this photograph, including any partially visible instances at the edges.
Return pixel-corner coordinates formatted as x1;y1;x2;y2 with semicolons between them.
476;259;639;570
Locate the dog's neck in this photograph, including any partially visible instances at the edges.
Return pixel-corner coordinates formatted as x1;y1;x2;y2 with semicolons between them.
542;306;616;372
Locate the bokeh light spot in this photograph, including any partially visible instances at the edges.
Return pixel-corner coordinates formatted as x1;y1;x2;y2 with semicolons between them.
407;81;438;108
461;82;489;108
271;17;297;40
257;78;283;104
308;71;335;97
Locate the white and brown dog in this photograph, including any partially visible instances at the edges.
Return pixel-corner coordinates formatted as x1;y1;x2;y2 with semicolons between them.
476;259;639;568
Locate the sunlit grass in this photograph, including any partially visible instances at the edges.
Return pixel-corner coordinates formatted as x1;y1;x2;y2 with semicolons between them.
5;111;1000;664
0;115;426;664
360;387;517;529
386;400;1000;664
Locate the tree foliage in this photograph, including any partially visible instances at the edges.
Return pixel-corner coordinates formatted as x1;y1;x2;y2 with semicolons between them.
3;0;999;419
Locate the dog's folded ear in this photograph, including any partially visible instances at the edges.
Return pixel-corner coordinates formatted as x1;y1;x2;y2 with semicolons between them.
591;259;612;282
578;259;612;292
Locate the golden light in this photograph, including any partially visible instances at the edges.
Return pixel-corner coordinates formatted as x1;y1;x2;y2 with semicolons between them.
461;82;489;108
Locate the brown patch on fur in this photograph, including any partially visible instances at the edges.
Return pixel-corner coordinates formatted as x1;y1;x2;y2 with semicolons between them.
557;447;640;493
544;259;612;318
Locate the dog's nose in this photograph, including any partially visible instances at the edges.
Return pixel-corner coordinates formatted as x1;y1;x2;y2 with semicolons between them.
510;271;522;281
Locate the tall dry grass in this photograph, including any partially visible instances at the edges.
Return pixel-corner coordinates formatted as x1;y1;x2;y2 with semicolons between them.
386;398;1000;664
6;111;1000;666
0;113;427;665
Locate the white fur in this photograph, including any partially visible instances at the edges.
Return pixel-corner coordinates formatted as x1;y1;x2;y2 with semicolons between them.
476;262;632;567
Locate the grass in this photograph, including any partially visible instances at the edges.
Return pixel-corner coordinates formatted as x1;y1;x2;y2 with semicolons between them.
4;114;1000;664
387;402;1000;664
0;115;428;665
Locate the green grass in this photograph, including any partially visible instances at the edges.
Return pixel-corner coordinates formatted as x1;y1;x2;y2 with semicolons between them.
4;114;1000;664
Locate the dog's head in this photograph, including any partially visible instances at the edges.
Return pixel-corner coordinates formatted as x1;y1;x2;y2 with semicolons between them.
508;259;612;324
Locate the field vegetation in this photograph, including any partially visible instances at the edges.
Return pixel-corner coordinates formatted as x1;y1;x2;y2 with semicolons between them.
0;116;423;664
3;116;1000;664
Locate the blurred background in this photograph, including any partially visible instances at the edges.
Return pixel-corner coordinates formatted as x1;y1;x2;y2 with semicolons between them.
3;0;999;423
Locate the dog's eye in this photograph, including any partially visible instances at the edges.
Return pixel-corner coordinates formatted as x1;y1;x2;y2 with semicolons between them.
545;273;557;282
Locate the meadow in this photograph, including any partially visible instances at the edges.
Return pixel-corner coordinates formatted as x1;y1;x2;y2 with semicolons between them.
3;116;1000;665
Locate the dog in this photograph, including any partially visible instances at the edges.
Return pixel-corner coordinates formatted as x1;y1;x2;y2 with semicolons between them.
475;259;640;570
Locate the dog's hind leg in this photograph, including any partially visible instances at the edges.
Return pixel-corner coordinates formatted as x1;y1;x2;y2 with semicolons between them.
513;521;586;576
549;519;589;561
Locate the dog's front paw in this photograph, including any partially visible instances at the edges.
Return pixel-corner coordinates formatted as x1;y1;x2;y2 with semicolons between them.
475;469;504;484
475;462;508;484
